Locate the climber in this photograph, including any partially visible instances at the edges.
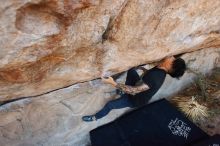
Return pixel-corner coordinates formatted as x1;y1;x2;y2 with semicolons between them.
82;56;186;122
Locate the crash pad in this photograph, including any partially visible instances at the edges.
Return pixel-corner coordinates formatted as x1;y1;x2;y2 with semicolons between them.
90;99;208;146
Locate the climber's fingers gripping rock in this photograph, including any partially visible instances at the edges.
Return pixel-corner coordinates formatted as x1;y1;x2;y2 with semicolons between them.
101;76;117;87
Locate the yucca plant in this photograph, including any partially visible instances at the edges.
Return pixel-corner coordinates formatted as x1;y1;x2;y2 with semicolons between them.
171;96;209;122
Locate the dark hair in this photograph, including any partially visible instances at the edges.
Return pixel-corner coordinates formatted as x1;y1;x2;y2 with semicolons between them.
169;58;186;78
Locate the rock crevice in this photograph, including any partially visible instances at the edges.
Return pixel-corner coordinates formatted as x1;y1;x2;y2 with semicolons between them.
1;0;220;102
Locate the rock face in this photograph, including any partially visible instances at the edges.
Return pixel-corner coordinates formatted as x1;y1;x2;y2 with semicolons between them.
0;0;220;102
0;48;219;146
0;0;220;146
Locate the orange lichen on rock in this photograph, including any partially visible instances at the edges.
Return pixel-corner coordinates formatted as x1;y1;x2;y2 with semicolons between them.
0;0;220;102
0;68;27;83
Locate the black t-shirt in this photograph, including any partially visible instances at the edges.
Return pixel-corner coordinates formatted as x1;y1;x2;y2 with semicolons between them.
129;67;166;106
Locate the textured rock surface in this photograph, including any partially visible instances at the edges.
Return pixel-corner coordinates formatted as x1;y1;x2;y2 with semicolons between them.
1;0;220;102
0;48;219;146
0;0;220;145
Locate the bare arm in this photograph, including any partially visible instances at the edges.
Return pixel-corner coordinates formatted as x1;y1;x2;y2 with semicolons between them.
101;76;150;95
115;83;149;95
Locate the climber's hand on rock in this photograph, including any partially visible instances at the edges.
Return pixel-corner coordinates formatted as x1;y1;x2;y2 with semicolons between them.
101;76;117;87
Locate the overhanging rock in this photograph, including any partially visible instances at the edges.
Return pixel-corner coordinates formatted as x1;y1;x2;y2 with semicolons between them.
0;0;220;102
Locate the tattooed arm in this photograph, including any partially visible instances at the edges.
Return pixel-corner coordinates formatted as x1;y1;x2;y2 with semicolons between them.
115;82;149;95
101;76;150;95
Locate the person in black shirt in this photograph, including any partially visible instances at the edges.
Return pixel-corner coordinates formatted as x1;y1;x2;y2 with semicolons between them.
82;56;186;122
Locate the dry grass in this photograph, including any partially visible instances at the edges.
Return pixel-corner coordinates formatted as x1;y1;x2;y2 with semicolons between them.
170;68;220;134
171;96;209;122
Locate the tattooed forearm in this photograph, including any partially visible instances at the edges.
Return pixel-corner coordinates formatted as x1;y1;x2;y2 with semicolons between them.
115;83;149;95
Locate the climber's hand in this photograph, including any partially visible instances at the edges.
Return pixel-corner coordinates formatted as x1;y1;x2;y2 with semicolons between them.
101;76;117;87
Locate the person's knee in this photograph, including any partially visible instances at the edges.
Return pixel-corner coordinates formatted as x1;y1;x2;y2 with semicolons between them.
128;67;136;72
127;68;137;76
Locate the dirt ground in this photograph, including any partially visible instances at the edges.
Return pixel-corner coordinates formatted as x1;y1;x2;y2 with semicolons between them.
170;68;220;135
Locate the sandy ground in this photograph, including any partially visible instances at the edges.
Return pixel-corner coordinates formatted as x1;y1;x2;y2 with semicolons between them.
170;68;220;135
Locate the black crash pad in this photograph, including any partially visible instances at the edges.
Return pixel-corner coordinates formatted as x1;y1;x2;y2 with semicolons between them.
191;134;220;146
90;99;208;146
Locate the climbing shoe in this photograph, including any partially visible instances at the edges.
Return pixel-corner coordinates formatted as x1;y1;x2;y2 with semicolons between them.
82;115;96;122
116;89;124;95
